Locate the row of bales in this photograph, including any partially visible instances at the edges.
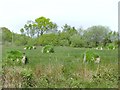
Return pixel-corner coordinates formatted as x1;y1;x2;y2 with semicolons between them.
94;43;117;50
4;43;118;66
4;45;54;66
24;45;36;50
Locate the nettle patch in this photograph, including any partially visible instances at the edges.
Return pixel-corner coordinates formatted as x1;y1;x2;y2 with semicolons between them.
83;50;100;64
5;50;23;65
24;45;36;50
41;45;54;53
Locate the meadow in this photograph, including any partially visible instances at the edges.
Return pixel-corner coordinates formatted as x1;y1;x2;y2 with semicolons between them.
2;45;118;88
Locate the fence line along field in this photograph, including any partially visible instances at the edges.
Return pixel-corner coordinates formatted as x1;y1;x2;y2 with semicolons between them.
2;45;118;88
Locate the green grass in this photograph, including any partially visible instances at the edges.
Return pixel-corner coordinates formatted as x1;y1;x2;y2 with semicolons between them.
2;45;118;88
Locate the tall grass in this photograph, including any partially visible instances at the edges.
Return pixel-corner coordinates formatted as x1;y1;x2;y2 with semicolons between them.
2;46;118;88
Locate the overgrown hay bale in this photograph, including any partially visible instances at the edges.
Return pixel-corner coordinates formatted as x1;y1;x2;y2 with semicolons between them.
41;45;54;53
6;50;23;65
33;46;36;49
24;45;36;50
83;50;100;64
107;43;115;50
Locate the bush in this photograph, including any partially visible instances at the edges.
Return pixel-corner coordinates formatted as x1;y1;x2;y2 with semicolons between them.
70;34;84;47
5;50;23;65
106;43;116;49
41;45;54;53
20;68;35;87
37;34;59;46
59;39;69;46
83;50;100;63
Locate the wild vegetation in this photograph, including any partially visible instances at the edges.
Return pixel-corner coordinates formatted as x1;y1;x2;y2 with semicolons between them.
1;16;119;88
2;46;118;88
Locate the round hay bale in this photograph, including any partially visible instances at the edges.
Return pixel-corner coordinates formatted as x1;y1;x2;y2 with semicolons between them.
32;46;36;49
83;50;100;64
6;50;23;65
41;45;54;53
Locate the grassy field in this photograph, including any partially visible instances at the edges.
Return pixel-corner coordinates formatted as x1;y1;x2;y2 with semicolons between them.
2;45;118;88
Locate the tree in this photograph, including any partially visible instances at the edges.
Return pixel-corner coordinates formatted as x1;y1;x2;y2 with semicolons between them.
36;33;59;46
61;24;71;32
20;28;24;35
35;16;57;37
13;34;29;46
1;27;12;43
61;24;78;45
70;34;84;47
84;25;110;47
23;20;36;38
61;24;77;35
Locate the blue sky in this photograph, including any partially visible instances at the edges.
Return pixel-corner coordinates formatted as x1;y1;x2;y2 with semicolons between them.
0;0;119;33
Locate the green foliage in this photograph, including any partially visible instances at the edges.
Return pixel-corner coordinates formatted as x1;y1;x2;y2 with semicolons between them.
14;34;29;46
83;50;99;63
23;20;36;38
1;27;12;43
59;39;69;46
20;68;35;87
3;23;117;48
70;34;84;47
62;24;77;35
7;50;22;60
20;28;24;35
84;25;110;47
92;65;118;88
42;45;54;53
5;50;23;65
35;16;57;36
37;34;59;46
106;43;116;49
2;46;118;88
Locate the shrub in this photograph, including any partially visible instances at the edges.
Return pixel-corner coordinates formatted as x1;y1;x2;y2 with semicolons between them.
107;43;115;49
5;50;23;65
59;39;69;46
41;45;54;53
20;68;36;87
83;50;100;63
37;34;59;46
70;34;84;47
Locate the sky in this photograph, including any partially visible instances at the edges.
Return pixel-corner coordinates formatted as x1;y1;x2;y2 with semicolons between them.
0;0;119;33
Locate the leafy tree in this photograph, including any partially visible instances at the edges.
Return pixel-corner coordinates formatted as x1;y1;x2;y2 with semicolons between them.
77;27;85;36
84;25;110;47
70;34;84;47
61;24;71;32
62;24;77;36
102;31;118;46
61;24;78;45
46;23;58;34
36;33;59;46
13;34;29;46
35;16;57;37
23;20;36;38
20;28;25;35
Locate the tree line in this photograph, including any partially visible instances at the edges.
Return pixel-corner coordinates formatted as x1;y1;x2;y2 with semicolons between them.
1;16;119;48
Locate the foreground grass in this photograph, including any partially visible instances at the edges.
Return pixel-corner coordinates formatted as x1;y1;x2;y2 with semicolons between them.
2;45;118;88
